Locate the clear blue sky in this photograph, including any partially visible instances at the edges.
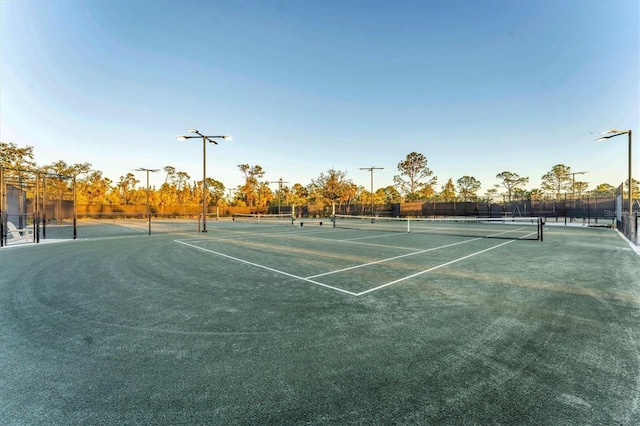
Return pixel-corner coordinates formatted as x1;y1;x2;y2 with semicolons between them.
1;0;638;195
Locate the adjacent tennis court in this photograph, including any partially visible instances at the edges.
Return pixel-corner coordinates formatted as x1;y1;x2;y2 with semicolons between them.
1;218;639;424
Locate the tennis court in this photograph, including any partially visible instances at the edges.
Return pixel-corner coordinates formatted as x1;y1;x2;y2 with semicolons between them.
1;217;639;424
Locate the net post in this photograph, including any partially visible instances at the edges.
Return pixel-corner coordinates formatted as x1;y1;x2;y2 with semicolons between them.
538;217;544;242
333;214;336;228
407;217;410;233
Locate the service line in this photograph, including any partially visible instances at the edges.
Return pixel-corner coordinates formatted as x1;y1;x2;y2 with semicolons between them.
305;237;482;279
355;239;516;296
175;236;521;297
174;240;359;296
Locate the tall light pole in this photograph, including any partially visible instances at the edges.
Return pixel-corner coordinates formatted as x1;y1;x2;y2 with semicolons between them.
596;130;633;217
359;166;384;219
135;168;159;235
569;171;587;200
177;129;231;232
270;178;289;215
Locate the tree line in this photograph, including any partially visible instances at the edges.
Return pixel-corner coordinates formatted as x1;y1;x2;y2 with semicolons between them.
2;142;636;210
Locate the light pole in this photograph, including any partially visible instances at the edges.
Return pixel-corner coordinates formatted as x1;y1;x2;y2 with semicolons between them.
270;178;289;215
568;171;587;221
569;171;587;200
359;166;384;219
596;130;633;217
135;168;159;235
177;129;231;232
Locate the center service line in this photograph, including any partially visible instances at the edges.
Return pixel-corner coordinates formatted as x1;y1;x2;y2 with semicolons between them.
305;237;482;279
355;239;516;296
174;240;359;296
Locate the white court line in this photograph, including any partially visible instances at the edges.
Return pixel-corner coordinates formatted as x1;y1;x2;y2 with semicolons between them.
175;230;536;297
174;240;359;296
615;229;640;258
331;238;422;252
205;226;337;241
355;239;516;296
343;232;407;241
82;218;147;232
305;238;482;279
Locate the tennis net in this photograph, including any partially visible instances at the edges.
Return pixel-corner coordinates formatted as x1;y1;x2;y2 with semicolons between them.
232;213;294;225
333;215;544;241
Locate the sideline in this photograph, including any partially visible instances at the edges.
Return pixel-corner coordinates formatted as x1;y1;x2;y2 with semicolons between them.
175;237;518;297
174;240;359;296
615;229;640;258
0;239;71;249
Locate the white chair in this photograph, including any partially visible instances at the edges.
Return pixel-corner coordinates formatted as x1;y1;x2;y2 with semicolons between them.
6;222;34;242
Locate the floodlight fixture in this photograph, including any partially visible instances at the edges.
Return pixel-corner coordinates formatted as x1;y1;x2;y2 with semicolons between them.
359;166;384;219
176;129;232;232
595;129;633;217
569;171;587;201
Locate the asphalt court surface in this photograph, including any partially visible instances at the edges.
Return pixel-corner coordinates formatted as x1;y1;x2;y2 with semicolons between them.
174;226;526;295
1;220;639;425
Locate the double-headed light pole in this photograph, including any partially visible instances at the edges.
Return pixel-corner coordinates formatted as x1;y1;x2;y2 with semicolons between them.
596;129;633;217
177;129;231;232
135;168;159;235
